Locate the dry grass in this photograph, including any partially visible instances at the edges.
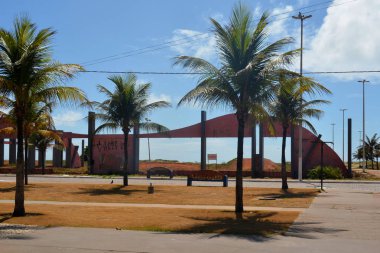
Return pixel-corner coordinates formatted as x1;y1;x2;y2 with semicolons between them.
0;182;318;208
0;203;299;236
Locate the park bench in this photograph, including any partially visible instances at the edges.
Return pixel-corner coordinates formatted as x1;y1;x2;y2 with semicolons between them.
187;170;228;187
147;167;173;179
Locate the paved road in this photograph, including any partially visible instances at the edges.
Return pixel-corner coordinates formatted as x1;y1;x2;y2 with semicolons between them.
1;188;379;253
1;174;380;192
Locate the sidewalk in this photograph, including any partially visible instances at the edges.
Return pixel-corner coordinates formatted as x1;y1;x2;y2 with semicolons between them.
0;199;305;212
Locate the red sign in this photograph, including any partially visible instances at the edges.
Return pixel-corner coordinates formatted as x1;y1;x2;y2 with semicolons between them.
208;154;217;160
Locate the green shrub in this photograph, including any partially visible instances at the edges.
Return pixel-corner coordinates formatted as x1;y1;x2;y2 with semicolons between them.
307;166;343;179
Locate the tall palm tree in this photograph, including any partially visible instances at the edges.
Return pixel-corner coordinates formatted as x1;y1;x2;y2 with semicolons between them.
175;4;297;213
95;74;170;186
268;72;330;189
0;98;55;183
365;134;379;169
0;17;87;216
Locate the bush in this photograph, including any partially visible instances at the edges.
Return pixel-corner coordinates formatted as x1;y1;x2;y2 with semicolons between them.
307;166;343;179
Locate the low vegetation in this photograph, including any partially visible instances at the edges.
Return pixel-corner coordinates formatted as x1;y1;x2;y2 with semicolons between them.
307;166;343;179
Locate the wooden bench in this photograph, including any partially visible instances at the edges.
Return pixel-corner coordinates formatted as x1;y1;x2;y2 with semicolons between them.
147;167;173;179
187;170;228;187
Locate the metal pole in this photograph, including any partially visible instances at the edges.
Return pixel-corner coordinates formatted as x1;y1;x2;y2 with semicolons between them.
331;123;335;150
321;142;324;191
358;130;362;166
358;80;369;172
292;12;312;181
340;109;347;163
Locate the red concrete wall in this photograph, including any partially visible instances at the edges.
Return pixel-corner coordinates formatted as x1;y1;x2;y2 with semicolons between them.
92;134;134;174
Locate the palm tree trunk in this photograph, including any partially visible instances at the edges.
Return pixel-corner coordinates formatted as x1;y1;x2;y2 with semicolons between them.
24;138;28;185
235;116;245;213
42;148;46;175
123;130;129;186
281;125;289;190
13;116;25;217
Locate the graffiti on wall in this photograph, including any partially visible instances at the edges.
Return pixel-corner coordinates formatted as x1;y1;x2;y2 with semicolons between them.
92;135;134;173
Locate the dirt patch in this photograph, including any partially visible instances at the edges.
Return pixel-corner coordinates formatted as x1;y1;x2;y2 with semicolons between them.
0;204;299;236
0;182;318;208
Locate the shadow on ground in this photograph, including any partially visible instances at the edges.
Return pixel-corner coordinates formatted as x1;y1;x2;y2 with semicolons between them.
0;214;44;240
75;185;146;196
164;211;290;242
259;190;318;200
0;186;16;193
284;221;348;239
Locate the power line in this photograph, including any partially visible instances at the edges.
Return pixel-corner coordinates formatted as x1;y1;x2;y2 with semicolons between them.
81;33;209;66
84;35;211;66
305;70;380;75
81;0;358;66
80;70;380;75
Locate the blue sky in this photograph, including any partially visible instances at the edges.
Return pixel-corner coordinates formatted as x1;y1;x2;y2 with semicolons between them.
1;0;379;163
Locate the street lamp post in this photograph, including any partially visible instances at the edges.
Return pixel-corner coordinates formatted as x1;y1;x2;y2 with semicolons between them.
292;12;312;181
358;130;362;166
340;109;347;164
145;118;151;162
312;139;333;191
331;123;335;150
358;80;370;172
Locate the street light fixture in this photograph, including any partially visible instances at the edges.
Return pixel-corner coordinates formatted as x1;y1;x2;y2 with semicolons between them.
145;118;151;162
292;12;312;181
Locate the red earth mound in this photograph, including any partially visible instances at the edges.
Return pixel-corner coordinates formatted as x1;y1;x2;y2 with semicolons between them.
139;158;280;173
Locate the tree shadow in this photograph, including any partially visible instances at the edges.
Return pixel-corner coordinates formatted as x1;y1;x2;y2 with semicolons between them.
75;185;146;196
283;221;348;239
0;186;16;193
259;190;318;199
0;221;44;240
168;211;292;242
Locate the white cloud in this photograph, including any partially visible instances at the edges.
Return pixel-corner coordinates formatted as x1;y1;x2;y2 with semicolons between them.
147;93;172;104
305;0;380;80
53;111;84;128
170;29;216;62
267;5;294;37
297;0;310;6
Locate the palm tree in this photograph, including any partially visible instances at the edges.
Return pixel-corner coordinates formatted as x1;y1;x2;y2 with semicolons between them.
29;105;63;175
268;72;330;189
0;17;87;216
95;74;170;186
0;98;55;183
365;134;379;169
375;144;380;170
354;144;370;168
175;4;297;213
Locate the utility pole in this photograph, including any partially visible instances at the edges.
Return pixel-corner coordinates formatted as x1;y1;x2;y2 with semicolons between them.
331;123;335;150
340;109;347;164
358;79;370;172
292;12;312;181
